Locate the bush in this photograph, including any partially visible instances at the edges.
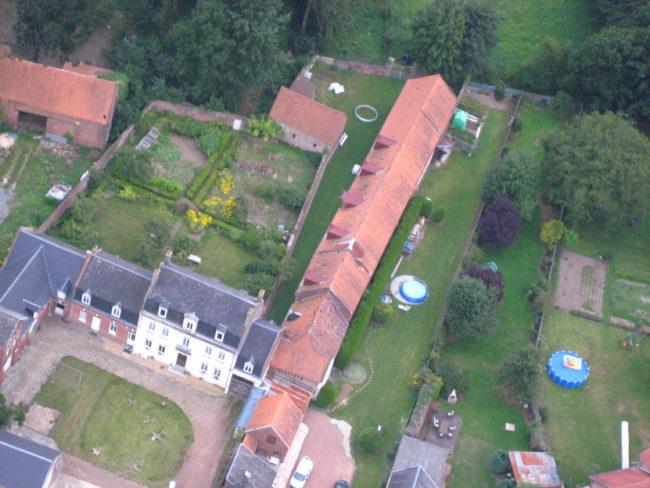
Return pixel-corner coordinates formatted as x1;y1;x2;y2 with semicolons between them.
246;115;282;141
540;219;566;251
432;207;445;224
488;449;511;474
428;375;444;401
244;259;280;276
496;346;542;402
198;131;223;156
335;196;425;369
477;196;521;249
372;302;394;324
569;309;603;323
276;186;305;211
436;362;468;398
314;384;337;408
357;427;383;455
462;240;485;268
420;198;433;218
243;272;276;296
495;479;516;488
510;117;522;133
461;263;505;301
494;84;505;101
444;276;500;341
151;176;183;196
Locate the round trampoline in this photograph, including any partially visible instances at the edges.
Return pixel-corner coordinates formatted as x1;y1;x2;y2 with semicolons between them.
399;279;428;304
547;350;590;388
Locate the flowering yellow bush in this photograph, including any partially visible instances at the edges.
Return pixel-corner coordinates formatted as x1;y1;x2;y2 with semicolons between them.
202;195;236;220
218;173;234;195
186;209;213;233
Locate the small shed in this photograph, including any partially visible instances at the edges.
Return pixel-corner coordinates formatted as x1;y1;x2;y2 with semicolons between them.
0;429;62;488
509;451;562;488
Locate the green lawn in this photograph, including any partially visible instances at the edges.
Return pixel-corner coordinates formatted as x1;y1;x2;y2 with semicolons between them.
539;311;650;487
510;104;562;155
489;0;599;79
35;356;193;487
269;63;405;322
0;134;97;261
177;229;255;288
331;108;509;488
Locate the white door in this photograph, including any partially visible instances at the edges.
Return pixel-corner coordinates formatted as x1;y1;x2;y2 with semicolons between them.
3;354;12;372
91;315;101;331
127;330;136;345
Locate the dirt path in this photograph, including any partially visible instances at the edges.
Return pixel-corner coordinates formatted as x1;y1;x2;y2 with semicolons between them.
2;317;237;488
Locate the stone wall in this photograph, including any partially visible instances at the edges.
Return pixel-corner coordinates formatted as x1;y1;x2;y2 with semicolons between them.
143;100;247;130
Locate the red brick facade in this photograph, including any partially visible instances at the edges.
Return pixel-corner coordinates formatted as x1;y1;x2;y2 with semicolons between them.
66;302;135;344
246;427;289;460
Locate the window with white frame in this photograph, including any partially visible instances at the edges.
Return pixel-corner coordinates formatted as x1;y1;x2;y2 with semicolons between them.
217;351;226;362
81;292;91;305
128;331;136;342
215;331;224;342
243;361;254;374
79;310;87;323
213;367;221;380
111;304;121;318
109;322;117;335
200;362;208;374
158;344;166;355
182;336;190;348
145;338;152;349
158;304;167;318
162;327;169;337
148;321;156;332
204;345;212;356
183;313;197;332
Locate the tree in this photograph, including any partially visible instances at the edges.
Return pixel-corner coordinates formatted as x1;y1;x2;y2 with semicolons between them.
461;264;505;301
489;449;511;475
243;272;276;296
445;276;500;340
594;0;650;27
14;0;110;59
134;219;173;268
497;346;541;402
0;394;27;428
314;383;337;408
515;36;567;94
477;196;521;248
482;152;540;220
411;0;466;85
542;112;650;227
111;147;154;182
246;115;282;141
460;2;499;75
357;427;383;455
540;219;566;251
372;302;394;324
436;362;468;398
170;0;292;107
567;27;650;122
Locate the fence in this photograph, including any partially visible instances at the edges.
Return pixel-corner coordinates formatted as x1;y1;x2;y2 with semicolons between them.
313;54;416;80
38;124;135;233
467;82;553;106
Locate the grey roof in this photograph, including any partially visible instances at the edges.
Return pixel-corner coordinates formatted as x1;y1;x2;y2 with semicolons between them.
74;251;152;326
0;429;60;488
392;435;449;488
0;229;85;332
234;320;281;378
290;76;316;99
0;306;25;347
144;262;258;348
387;466;437;488
225;443;276;488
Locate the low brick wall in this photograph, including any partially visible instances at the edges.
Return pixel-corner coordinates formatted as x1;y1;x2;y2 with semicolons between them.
143;100;247;129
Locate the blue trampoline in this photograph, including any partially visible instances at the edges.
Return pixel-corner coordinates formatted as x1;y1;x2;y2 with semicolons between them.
547;350;590;388
399;279;428;304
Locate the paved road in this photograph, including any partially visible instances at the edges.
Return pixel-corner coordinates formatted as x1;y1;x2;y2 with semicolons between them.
1;317;237;488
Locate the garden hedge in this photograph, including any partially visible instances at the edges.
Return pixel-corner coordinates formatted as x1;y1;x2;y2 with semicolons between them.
335;195;425;369
615;268;650;285
569;309;603;323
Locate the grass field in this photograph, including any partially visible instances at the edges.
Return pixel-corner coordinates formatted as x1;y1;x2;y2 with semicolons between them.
0;134;98;261
268;63;405;322
539;311;650;487
332;108;510;488
35;356;193;486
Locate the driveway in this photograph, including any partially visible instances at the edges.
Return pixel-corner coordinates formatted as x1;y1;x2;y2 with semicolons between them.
1;317;238;488
296;409;355;488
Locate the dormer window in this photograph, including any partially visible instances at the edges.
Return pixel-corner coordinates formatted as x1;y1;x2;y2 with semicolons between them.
111;303;121;318
183;312;198;332
158;304;168;318
215;331;224;342
81;291;91;305
243;359;254;374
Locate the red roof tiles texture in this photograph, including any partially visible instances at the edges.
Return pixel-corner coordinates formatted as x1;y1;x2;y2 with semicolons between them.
0;58;117;125
509;452;562;488
245;393;303;448
269;86;347;147
590;468;650;488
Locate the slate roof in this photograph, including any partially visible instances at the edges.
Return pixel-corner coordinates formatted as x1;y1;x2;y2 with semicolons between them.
509;451;562;488
392;436;449;488
0;306;24;347
225;443;276;488
143;262;258;349
0;429;60;488
269;86;347;147
245;393;303;448
74;250;152;326
234;319;281;378
0;229;85;331
0;57;118;125
289;75;316;99
387;466;437;488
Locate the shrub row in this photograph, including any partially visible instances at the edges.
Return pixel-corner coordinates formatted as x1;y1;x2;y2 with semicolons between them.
615;268;650;285
448;125;476;143
112;175;177;201
569;309;603;323
151;176;183;196
187;132;240;201
612;310;650;328
335;195;425;369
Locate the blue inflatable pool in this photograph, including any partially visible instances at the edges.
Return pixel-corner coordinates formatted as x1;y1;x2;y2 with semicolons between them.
399;279;428;304
547;350;589;388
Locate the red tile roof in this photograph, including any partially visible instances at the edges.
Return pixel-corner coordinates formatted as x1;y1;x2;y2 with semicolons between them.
245;393;303;448
590;468;650;488
0;58;118;125
640;449;650;473
269;86;347;147
270;293;348;384
327;224;350;239
509;452;562;488
271;74;456;387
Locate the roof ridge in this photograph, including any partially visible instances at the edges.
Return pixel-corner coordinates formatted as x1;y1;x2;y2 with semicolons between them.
39;246;56;294
0;246;42;303
280;86;346;119
0;438;57;463
95;252;152;279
